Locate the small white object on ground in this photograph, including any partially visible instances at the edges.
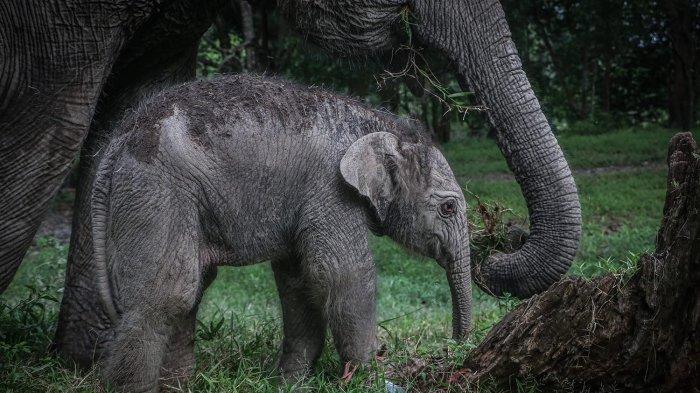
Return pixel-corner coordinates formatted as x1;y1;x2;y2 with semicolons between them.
385;380;406;393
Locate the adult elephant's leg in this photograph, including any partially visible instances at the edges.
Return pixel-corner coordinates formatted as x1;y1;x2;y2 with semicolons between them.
54;0;219;364
272;259;327;378
0;2;123;293
54;53;200;366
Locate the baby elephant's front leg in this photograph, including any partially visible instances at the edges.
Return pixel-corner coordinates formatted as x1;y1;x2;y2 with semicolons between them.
329;271;378;365
306;251;378;367
272;259;326;379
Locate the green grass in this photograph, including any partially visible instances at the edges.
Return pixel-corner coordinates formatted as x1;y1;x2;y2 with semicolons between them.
443;124;695;176
2;126;696;392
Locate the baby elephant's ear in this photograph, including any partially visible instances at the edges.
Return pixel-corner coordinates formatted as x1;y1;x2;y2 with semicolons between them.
340;132;401;221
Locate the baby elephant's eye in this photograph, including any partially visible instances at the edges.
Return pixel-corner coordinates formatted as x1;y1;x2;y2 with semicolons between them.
439;200;456;217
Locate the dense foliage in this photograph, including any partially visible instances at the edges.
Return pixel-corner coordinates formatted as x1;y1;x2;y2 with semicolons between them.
197;0;700;139
504;0;700;132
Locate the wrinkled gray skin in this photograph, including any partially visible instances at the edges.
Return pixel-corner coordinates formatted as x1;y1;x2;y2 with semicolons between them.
91;74;470;391
0;0;581;386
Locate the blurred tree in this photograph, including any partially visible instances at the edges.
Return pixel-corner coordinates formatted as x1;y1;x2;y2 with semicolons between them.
503;0;700;130
664;0;699;130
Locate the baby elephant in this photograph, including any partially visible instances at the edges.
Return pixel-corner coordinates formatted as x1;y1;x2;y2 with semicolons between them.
92;74;472;391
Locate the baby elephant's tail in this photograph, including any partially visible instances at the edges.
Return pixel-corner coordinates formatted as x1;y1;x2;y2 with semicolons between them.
90;135;128;324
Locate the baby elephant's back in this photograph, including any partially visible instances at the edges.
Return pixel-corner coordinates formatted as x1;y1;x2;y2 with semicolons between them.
119;76;311;159
119;75;360;166
115;74;354;216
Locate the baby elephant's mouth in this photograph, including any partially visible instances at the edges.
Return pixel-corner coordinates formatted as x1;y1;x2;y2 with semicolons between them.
431;236;450;269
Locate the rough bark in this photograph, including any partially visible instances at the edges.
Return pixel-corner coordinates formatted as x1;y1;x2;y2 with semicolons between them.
448;132;699;392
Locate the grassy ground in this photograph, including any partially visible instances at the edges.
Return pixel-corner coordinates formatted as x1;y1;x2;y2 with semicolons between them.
1;125;696;392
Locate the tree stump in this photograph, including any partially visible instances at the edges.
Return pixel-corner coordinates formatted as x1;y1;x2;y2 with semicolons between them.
452;132;699;391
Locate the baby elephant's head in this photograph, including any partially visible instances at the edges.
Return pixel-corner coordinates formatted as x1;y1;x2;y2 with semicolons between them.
341;132;472;339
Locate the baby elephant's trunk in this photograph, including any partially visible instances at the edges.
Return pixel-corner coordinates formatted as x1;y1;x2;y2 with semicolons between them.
445;250;472;340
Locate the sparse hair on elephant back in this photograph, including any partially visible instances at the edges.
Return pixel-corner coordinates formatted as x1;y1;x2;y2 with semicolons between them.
104;73;437;166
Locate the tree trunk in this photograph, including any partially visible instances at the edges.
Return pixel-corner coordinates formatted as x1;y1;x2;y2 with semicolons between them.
453;132;700;391
602;56;612;113
580;49;590;119
396;133;699;392
665;0;696;130
432;101;451;143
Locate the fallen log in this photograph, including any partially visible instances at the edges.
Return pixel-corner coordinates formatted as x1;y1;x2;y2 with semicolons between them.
450;132;699;392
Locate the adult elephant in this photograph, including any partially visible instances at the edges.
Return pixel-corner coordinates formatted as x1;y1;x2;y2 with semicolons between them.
0;0;580;365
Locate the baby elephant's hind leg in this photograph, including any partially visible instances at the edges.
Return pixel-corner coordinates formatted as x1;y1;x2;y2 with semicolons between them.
101;245;204;392
103;301;200;392
161;268;216;387
160;314;197;389
103;308;173;393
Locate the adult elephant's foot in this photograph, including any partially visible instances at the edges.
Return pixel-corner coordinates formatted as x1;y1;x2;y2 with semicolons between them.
52;282;114;367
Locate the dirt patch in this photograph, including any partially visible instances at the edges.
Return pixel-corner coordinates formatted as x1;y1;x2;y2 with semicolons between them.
468;161;666;182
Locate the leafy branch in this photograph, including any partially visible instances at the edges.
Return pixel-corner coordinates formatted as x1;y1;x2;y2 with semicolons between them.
375;8;488;119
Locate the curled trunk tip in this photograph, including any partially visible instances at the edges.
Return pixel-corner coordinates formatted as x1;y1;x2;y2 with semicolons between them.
409;0;582;299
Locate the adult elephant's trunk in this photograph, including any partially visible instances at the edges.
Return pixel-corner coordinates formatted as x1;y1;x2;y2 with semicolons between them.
410;0;582;298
